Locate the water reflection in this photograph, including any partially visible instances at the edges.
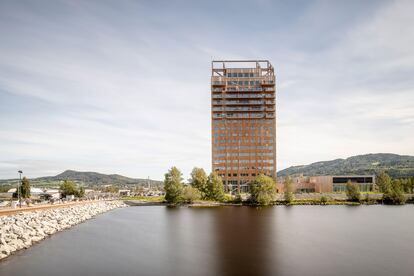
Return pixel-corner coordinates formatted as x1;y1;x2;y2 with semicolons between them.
212;207;277;276
2;206;414;276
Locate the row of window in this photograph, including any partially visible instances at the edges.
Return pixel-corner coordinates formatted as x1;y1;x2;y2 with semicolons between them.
214;133;273;138
214;166;275;171
214;145;274;151
213;138;274;144
227;72;256;78
214;126;273;131
213;159;274;164
213;120;274;125
213;113;274;119
213;94;274;100
212;107;266;112
227;80;261;86
215;152;274;157
333;184;373;192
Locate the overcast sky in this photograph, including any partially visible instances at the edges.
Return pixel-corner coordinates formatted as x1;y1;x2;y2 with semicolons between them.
1;0;413;180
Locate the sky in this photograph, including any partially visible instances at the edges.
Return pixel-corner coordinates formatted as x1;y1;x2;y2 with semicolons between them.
0;0;413;180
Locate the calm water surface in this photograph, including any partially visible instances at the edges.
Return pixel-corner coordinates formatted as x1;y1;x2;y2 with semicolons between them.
1;205;414;276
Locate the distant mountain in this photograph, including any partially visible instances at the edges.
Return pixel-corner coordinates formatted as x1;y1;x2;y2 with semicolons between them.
0;170;162;187
277;153;414;178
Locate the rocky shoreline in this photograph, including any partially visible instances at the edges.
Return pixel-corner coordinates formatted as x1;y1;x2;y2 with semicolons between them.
0;200;127;260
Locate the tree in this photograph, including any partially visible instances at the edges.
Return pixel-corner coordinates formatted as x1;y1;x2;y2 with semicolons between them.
383;179;406;205
284;176;294;203
346;181;361;202
250;174;277;205
189;167;208;199
20;177;31;199
77;186;85;198
207;172;225;201
164;167;184;204
182;186;201;203
376;171;392;192
59;180;78;198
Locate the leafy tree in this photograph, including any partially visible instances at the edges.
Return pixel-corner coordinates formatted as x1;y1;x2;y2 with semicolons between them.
77;186;85;198
164;167;184;204
103;185;119;193
284;175;294;203
207;172;225;201
383;179;406;204
20;177;31;199
346;181;361;202
376;171;392;192
189;167;208;199
182;186;201;203
59;180;78;198
250;174;277;205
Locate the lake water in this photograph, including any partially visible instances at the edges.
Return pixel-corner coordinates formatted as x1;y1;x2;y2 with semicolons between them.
1;205;414;276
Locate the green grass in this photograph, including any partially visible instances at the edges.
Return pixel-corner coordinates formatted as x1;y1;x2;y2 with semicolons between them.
122;196;165;202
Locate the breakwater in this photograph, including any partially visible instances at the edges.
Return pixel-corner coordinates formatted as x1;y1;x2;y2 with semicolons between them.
0;201;126;260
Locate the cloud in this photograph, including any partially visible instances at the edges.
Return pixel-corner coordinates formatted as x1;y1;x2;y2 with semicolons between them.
0;0;413;179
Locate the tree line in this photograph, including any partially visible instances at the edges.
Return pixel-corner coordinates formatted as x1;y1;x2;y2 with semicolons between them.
163;167;278;205
10;178;85;199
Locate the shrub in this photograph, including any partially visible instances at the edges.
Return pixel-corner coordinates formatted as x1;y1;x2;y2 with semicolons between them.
346;181;361;202
284;176;294;204
320;196;328;205
182;186;201;203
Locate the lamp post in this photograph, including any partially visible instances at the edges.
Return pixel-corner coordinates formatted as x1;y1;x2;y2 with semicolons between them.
18;170;23;208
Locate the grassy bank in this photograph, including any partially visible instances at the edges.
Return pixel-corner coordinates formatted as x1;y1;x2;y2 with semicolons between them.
121;196;165;203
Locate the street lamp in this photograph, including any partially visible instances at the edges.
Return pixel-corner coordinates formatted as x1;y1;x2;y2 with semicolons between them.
18;170;23;208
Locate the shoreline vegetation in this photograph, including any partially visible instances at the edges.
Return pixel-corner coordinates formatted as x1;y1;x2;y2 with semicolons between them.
153;167;414;207
123;195;414;207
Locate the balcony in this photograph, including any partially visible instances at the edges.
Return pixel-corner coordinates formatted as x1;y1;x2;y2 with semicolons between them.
212;81;225;86
261;79;275;86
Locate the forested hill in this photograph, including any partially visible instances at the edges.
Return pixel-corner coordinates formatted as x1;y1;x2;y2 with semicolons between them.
277;153;414;178
40;170;162;186
0;170;162;187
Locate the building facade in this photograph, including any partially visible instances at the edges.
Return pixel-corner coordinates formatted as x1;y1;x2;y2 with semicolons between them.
211;60;276;193
278;175;376;193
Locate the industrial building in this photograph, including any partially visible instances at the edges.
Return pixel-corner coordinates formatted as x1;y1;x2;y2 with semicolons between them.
211;60;276;193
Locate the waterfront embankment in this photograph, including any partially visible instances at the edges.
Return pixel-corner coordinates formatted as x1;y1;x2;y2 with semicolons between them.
0;201;126;260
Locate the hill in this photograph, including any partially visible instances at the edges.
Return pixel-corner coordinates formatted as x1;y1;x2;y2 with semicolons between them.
277;153;414;178
0;170;162;188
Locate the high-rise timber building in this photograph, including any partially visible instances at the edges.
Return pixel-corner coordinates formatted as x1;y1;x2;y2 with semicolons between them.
211;60;276;193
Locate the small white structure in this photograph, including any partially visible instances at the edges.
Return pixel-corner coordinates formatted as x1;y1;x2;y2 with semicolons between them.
45;189;60;199
66;195;75;201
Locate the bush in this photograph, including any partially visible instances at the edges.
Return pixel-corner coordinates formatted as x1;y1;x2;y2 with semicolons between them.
346;181;361;202
320;196;328;205
284;176;294;204
182;186;201;203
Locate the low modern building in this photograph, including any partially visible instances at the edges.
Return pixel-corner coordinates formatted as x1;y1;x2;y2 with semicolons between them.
7;187;44;197
278;175;376;193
